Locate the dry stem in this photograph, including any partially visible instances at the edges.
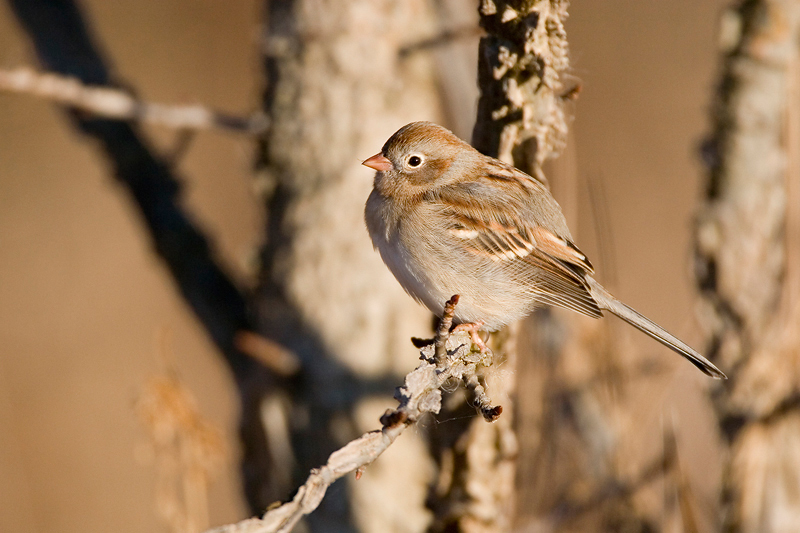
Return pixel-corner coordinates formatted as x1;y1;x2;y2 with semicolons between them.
205;297;500;533
0;66;268;134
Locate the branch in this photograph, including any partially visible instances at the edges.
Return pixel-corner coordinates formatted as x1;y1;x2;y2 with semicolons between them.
8;0;261;380
472;0;570;171
0;66;268;134
398;26;483;57
205;297;502;533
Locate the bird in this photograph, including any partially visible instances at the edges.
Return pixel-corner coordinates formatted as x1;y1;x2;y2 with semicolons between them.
362;121;725;379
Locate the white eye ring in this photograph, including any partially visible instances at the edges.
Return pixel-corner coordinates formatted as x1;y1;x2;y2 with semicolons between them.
405;154;424;168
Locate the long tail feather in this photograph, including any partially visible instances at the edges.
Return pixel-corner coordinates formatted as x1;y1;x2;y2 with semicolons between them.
586;277;726;379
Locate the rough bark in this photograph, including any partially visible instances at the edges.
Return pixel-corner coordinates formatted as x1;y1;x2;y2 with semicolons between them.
468;2;680;532
424;2;576;532
255;1;442;530
696;1;800;531
472;0;570;169
205;317;503;533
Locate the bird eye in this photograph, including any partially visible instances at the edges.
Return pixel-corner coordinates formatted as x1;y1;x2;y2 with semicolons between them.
407;155;422;168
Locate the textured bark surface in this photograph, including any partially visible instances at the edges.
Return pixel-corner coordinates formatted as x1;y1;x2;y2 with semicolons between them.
255;1;442;531
470;2;685;532
472;0;570;171
424;2;571;532
696;1;800;531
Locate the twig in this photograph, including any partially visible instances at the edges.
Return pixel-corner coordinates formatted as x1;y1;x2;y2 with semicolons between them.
0;66;269;134
8;0;261;379
204;307;501;533
234;331;301;377
399;26;483;57
434;294;459;363
9;0;275;511
465;371;503;422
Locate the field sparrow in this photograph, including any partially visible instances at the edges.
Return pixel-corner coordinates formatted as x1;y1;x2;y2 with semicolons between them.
363;122;725;379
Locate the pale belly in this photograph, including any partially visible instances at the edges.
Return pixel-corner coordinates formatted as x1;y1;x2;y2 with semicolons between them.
371;223;533;331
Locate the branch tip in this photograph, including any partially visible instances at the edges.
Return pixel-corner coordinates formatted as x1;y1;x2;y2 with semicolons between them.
434;294;461;361
0;66;268;134
380;408;409;429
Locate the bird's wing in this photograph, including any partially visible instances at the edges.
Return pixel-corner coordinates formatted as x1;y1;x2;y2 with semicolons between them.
435;163;602;319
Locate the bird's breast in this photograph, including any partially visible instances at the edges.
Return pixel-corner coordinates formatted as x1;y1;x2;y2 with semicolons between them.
366;196;533;329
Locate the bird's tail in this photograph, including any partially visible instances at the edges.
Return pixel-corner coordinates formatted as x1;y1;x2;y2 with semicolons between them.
586;277;726;379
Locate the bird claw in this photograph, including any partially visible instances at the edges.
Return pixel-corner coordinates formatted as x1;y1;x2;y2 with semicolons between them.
452;321;489;353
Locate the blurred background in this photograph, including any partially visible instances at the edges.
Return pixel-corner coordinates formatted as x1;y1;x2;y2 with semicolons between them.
0;1;732;532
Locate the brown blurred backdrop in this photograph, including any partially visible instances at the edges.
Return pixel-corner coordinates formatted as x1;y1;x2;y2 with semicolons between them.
0;1;729;532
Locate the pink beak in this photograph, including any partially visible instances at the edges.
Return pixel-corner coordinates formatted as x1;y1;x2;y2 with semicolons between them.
362;153;393;172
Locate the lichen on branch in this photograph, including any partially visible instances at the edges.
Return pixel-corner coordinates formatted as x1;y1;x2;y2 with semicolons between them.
472;0;571;177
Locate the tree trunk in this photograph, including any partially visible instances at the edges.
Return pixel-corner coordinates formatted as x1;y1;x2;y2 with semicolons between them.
473;2;689;531
423;2;584;532
696;1;800;531
254;1;695;531
254;1;443;530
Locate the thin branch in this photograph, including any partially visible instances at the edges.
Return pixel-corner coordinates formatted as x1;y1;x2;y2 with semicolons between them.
398;26;483;57
8;0;261;380
205;306;501;533
234;331;301;377
0;66;268;134
434;294;459;362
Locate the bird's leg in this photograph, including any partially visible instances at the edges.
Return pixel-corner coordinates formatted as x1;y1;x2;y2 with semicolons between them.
452;321;488;352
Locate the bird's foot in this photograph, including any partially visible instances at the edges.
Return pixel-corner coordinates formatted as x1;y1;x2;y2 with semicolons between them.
452;321;488;353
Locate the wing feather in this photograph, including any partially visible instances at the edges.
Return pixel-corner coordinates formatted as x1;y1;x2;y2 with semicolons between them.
435;166;602;319
525;251;603;318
